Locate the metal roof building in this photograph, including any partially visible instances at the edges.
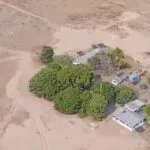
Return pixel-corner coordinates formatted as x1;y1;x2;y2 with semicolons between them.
113;100;145;132
125;99;145;112
73;48;102;65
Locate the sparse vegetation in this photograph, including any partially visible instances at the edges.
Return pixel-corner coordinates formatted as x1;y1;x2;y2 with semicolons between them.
40;45;54;64
108;47;131;69
145;105;150;121
147;77;150;85
54;55;73;67
88;52;117;76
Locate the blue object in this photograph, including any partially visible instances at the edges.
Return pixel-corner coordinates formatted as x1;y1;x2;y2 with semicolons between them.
129;73;138;83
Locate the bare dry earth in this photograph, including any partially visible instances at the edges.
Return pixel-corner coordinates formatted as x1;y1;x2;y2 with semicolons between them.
0;0;150;150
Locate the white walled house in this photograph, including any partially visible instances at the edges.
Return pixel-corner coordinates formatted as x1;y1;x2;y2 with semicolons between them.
113;100;145;132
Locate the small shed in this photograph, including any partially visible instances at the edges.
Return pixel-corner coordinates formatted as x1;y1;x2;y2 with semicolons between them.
125;99;145;112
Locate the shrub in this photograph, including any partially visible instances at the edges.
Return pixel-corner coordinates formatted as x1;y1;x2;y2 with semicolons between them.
88;54;101;70
40;45;54;64
55;88;82;114
54;55;73;67
92;81;115;103
79;91;92;118
115;86;135;105
145;105;150;121
87;94;107;120
29;63;61;100
108;47;131;69
147;77;150;85
108;47;124;61
118;59;131;69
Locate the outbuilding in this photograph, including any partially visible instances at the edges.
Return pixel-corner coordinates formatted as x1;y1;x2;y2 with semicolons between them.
113;100;145;132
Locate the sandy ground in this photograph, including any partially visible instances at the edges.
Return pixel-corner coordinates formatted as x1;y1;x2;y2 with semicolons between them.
0;0;150;150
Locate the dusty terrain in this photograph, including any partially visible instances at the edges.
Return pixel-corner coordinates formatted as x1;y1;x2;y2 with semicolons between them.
0;0;150;150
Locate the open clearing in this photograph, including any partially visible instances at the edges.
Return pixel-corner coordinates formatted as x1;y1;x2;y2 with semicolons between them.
0;0;150;150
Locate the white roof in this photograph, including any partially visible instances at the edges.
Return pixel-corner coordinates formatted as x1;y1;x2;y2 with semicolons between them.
113;107;144;128
125;99;145;112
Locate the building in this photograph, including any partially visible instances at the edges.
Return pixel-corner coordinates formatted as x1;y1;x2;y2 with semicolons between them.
125;99;145;112
111;72;127;86
113;100;145;132
73;48;102;65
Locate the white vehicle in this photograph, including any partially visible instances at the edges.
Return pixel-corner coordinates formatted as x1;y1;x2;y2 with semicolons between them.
112;79;119;86
112;72;127;86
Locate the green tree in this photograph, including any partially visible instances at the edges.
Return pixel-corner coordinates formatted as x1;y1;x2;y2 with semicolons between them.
115;86;135;105
40;45;54;64
55;88;82;114
29;63;61;100
71;64;93;90
92;81;115;103
87;94;108;120
145;105;150;121
79;91;92;118
57;68;72;90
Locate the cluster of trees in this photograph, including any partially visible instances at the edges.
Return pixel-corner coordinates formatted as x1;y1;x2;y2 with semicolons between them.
108;47;131;69
30;46;135;120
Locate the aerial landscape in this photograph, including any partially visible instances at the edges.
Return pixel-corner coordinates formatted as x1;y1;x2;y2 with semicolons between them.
1;0;150;150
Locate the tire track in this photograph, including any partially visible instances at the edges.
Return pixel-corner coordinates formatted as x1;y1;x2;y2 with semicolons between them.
2;50;49;150
0;0;57;29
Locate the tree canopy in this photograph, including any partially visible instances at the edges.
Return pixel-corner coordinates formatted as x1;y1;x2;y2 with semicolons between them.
87;94;108;120
92;81;115;103
115;86;135;105
70;65;93;90
79;91;92;118
55;88;82;114
40;45;54;64
29;63;62;100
